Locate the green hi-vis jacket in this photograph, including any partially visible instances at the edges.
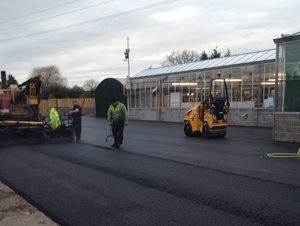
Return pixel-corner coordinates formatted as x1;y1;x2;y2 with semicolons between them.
107;102;129;122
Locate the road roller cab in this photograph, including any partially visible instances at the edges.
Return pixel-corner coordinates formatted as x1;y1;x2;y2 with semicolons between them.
184;72;230;139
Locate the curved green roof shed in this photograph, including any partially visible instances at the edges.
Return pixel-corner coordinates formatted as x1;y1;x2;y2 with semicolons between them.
95;78;128;118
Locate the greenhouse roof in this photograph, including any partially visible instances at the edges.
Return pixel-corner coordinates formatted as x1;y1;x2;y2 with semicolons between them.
131;49;275;79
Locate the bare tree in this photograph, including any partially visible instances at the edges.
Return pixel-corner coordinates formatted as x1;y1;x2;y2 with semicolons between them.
83;78;98;91
83;78;98;97
30;65;67;87
161;47;232;66
161;50;201;66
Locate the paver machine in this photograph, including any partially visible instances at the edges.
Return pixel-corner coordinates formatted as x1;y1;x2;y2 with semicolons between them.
0;73;74;145
184;71;230;139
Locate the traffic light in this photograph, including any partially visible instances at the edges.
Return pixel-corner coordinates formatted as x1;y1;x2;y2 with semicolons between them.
124;49;130;61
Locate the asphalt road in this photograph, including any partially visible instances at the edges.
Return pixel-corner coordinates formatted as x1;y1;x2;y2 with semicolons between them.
0;117;300;226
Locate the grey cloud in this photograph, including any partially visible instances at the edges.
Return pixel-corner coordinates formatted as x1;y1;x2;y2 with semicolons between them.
0;0;299;87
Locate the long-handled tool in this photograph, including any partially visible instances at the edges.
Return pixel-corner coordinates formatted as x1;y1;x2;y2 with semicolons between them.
81;99;86;115
105;127;113;142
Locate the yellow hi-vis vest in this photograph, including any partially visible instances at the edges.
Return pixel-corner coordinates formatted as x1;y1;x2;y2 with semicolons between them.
50;107;61;129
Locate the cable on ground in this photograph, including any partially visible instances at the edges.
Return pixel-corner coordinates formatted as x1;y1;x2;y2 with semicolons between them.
267;148;300;158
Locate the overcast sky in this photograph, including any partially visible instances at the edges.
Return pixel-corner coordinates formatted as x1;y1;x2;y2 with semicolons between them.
0;0;299;87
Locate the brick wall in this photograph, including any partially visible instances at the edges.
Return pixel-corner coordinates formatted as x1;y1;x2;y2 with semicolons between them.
274;113;300;142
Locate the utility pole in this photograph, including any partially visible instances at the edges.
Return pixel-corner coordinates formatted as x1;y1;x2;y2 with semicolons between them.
124;36;130;78
124;37;130;112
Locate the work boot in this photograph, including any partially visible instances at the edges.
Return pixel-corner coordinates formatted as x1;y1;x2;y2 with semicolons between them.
111;143;117;147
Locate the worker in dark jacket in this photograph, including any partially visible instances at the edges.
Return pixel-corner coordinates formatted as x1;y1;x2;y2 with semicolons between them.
107;98;128;148
69;100;82;141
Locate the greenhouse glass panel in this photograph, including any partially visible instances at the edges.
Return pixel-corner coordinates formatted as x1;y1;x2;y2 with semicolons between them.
223;54;247;66
252;50;275;62
235;53;257;64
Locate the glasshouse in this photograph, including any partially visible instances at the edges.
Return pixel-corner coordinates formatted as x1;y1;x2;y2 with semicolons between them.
130;49;275;109
127;33;300;143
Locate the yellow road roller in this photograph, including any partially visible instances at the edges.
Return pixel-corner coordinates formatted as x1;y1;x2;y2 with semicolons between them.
184;72;230;139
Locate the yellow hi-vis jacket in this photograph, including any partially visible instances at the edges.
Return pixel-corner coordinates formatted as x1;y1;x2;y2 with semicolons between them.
50;107;61;129
107;102;129;122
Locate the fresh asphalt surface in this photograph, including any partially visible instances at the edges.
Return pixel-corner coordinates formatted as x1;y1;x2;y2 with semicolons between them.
0;117;300;226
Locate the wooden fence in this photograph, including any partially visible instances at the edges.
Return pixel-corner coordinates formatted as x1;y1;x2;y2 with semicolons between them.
39;98;95;116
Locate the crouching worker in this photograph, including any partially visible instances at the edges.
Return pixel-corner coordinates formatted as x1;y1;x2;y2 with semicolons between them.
107;97;128;148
